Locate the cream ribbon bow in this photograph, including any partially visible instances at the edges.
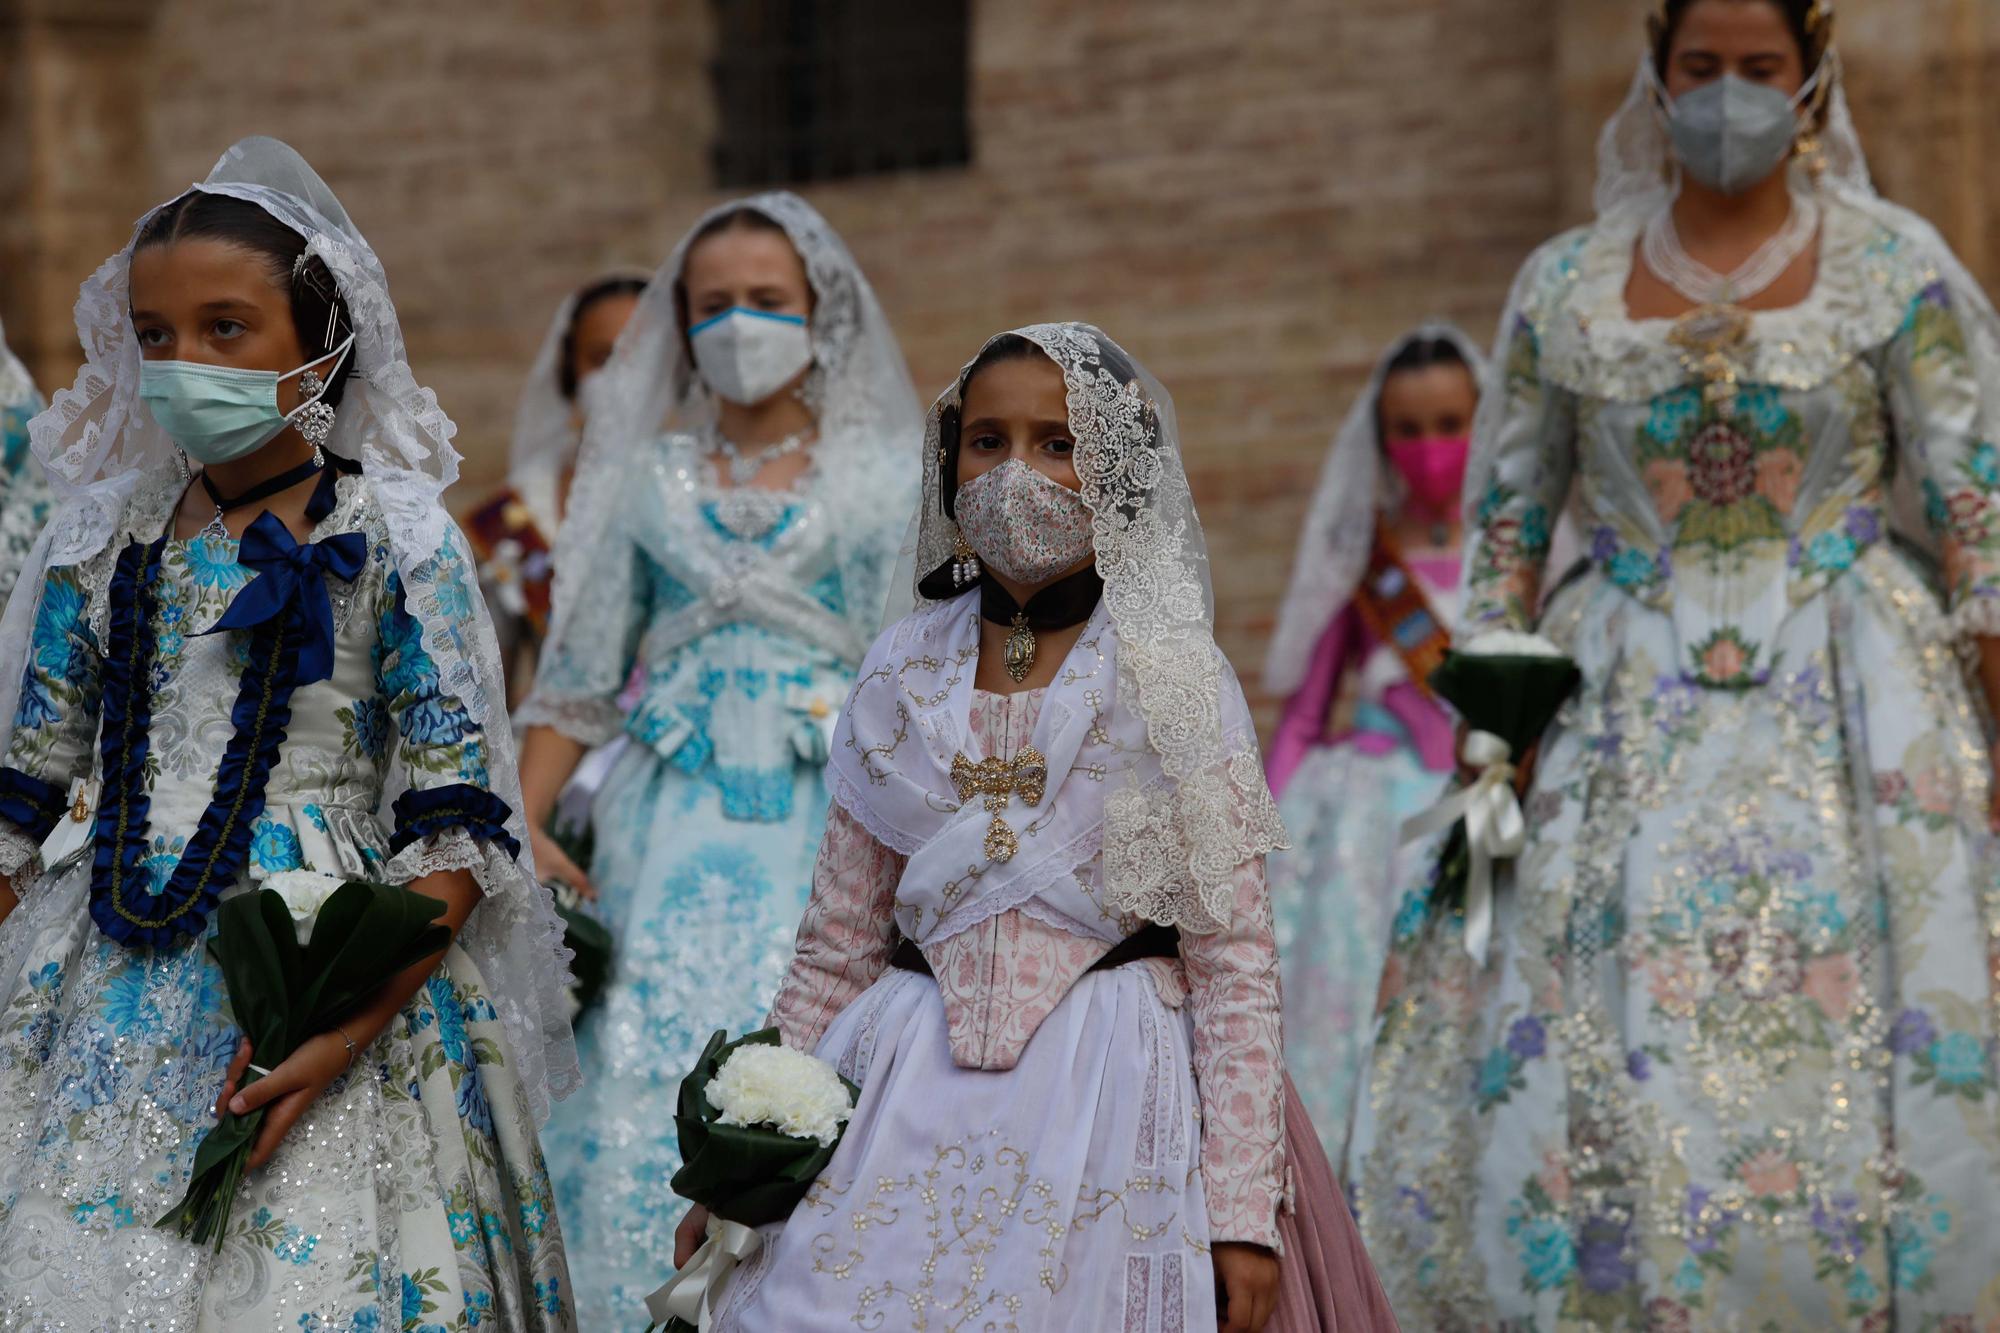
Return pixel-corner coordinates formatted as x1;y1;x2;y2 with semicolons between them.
1400;729;1526;964
645;1215;762;1329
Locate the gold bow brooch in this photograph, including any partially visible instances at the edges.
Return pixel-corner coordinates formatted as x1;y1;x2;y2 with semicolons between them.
950;747;1048;863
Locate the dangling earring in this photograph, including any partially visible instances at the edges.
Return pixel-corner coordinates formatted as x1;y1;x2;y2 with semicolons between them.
1793;127;1826;181
951;532;981;588
177;448;192;482
295;368;335;467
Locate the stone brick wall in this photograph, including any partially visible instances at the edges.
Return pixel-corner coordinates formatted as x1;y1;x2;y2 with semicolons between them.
2;0;1994;729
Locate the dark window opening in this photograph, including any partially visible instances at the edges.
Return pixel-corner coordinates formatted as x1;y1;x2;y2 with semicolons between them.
710;0;971;188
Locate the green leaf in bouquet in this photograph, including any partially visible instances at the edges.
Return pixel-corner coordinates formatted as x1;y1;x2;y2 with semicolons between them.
554;898;613;1014
1419;647;1581;922
211;892;297;1058
1425;650;1582;760
300;882;450;1027
160;881;446;1250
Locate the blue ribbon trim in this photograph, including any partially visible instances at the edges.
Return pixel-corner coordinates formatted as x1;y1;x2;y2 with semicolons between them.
0;765;65;842
387;782;521;861
90;536;302;950
199;511;365;688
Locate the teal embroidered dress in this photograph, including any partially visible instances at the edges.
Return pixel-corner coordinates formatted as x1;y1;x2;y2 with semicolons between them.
0;470;574;1331
527;437;864;1330
1351;197;2000;1327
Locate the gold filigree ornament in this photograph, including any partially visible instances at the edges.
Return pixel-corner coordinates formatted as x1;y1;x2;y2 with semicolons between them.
1003;614;1036;683
949;746;1048;863
1654;0;1831;35
1667;303;1753;418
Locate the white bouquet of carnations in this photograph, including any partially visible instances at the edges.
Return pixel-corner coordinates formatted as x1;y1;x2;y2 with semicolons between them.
708;1041;854;1147
1400;628;1580;964
265;870;347;942
646;1028;859;1331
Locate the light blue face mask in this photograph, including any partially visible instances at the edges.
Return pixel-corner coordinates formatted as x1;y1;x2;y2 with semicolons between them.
138;334;355;465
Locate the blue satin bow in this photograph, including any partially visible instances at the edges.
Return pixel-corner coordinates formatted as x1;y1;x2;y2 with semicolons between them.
201;511;367;686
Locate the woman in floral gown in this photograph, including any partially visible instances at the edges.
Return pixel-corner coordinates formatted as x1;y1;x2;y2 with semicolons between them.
1351;4;2000;1327
516;192;920;1329
0;138;576;1330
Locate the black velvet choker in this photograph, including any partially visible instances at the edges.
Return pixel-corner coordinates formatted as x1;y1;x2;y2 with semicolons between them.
979;565;1103;683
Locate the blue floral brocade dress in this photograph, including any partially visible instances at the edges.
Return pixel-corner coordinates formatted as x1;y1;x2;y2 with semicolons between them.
530;439;865;1331
0;470;574;1331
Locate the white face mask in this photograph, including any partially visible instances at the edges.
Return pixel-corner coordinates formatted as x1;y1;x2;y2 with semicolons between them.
955;458;1095;585
575;365;618;426
688;307;813;406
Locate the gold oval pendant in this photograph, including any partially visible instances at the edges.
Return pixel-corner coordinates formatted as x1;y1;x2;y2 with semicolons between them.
1004;614;1036;684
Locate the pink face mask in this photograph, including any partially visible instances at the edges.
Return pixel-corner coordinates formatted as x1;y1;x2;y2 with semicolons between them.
1386;435;1470;517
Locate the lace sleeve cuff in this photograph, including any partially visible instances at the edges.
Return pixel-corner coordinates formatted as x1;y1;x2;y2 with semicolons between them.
513;694;625;748
375;787;525;905
1948;591;2000;642
0;826;41;881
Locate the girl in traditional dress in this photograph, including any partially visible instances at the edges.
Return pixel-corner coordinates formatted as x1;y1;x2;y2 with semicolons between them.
516;193;921;1328
0;138;576;1328
0;316;52;611
681;323;1395;1332
1263;324;1482;1156
468;273;646;706
1351;3;2000;1325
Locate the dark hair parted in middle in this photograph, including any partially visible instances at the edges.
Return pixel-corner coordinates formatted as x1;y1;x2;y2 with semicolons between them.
1649;0;1830;78
559;274;648;401
134;190;357;410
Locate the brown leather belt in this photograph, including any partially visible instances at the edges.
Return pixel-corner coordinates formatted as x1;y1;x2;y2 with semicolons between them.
889;922;1180;977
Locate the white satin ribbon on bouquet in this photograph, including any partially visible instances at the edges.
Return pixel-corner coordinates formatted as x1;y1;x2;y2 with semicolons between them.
645;1215;762;1330
1400;729;1526;964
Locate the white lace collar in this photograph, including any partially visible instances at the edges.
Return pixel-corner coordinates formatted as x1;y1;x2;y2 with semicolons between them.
1535;195;1935;404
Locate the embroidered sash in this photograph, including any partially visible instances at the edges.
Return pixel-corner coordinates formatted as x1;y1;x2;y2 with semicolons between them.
1350;530;1453;700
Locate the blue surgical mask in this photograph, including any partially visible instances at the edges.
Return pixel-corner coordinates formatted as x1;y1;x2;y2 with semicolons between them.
687;308;811;406
139;335;355;465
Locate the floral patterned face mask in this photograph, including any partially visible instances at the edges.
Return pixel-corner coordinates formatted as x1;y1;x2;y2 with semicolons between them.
955;458;1095;585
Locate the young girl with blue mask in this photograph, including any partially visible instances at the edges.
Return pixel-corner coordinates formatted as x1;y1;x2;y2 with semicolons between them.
516;194;921;1329
0;137;576;1329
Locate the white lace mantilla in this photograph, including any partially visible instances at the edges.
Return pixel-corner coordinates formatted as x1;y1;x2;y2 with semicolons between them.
892;323;1284;931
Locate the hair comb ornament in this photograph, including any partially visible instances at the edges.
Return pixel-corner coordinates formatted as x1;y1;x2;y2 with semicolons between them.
1652;0;1832;42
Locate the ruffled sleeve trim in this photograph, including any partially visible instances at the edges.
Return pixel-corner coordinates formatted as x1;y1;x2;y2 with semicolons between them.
512;694;625;748
0;766;65;843
387;782;521;861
